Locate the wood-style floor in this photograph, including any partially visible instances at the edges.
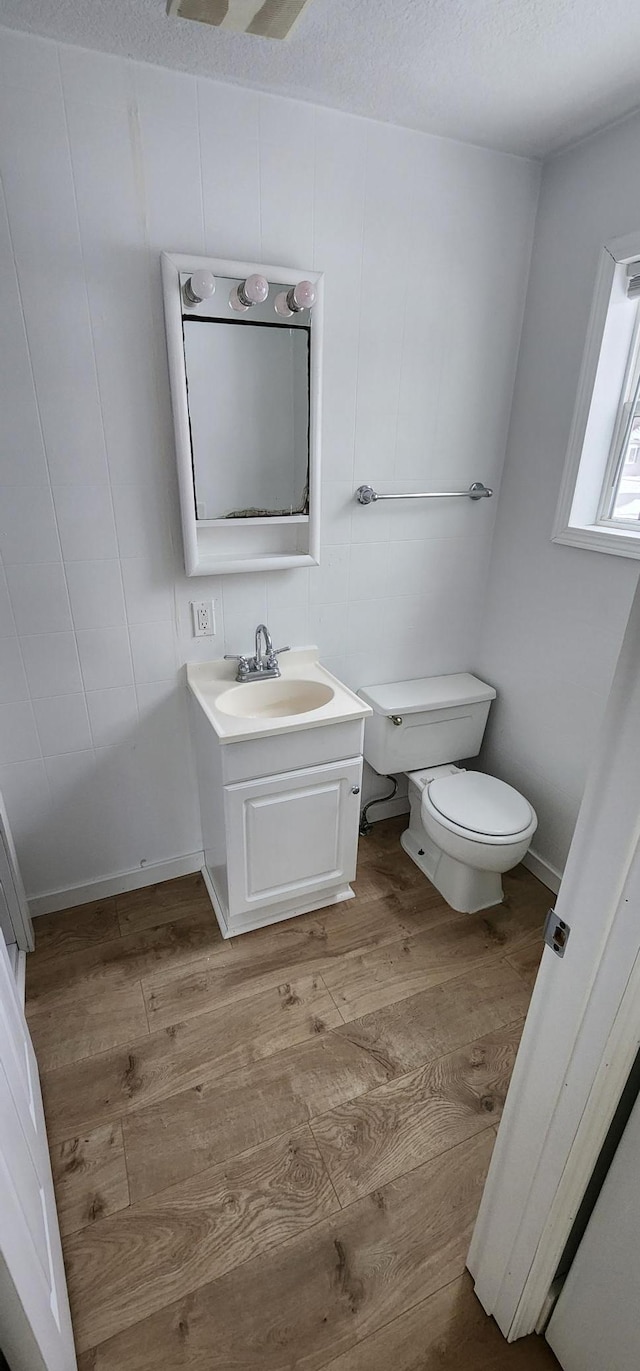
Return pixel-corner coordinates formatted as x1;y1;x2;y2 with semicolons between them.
26;818;559;1370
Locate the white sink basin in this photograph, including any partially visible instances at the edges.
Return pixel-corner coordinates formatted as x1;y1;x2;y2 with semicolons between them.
217;678;335;720
187;648;371;743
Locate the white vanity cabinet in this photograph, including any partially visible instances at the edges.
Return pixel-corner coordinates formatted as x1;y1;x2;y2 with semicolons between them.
187;653;371;938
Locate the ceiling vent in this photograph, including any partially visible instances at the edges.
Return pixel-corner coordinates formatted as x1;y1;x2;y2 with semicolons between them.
166;0;314;39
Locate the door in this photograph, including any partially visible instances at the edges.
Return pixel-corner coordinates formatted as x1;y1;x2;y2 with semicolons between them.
225;756;362;917
0;927;76;1371
468;574;640;1339
545;1089;640;1370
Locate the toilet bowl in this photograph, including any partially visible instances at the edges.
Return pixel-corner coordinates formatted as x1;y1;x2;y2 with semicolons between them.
357;673;537;914
402;765;537;913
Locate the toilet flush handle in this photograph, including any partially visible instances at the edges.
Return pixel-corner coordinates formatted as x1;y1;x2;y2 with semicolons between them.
388;715;403;726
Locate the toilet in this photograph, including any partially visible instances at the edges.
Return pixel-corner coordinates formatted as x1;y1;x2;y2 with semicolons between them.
357;673;537;914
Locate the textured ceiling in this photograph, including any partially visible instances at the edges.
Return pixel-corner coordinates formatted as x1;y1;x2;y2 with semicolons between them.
1;0;640;157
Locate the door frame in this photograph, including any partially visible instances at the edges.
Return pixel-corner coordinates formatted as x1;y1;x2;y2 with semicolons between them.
468;570;640;1339
0;926;77;1371
0;792;34;953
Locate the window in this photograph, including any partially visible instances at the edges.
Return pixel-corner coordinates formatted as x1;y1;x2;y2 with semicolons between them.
597;305;640;528
553;233;640;559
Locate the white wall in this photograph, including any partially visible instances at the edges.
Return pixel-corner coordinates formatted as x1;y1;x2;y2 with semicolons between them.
0;29;539;904
478;112;640;883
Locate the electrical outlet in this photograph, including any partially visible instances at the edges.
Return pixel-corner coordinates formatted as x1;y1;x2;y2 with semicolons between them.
191;600;216;637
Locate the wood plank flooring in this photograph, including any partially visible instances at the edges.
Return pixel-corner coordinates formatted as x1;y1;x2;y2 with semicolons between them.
27;819;559;1370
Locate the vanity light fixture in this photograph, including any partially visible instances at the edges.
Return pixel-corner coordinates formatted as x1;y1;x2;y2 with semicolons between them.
229;274;270;313
167;0;315;42
274;280;317;317
183;269;216;306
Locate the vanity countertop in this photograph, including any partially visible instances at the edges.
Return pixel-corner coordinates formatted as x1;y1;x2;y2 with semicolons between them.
187;648;372;744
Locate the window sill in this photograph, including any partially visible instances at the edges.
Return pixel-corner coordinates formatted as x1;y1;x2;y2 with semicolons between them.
552;522;640;559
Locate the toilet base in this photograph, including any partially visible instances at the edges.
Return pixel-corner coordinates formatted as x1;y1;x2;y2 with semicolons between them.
401;814;504;915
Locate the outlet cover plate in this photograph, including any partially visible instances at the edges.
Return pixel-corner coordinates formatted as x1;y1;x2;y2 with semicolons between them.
192;600;216;637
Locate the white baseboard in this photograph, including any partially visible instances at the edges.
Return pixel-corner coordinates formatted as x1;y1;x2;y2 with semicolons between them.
522;846;562;895
29;851;205;918
26;836;561;917
365;797;410;825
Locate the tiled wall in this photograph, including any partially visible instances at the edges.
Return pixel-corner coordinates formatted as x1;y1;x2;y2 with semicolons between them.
477;110;640;880
0;29;539;902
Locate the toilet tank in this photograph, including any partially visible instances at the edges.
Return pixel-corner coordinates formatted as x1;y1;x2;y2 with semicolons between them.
357;673;496;776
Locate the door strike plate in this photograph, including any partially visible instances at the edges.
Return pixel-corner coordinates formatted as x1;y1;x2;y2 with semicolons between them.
544;908;571;958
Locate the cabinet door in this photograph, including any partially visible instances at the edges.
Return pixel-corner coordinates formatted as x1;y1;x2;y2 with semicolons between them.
225;756;362;917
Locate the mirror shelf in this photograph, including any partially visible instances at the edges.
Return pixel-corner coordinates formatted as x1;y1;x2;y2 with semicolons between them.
161;252;323;576
197;514;309;529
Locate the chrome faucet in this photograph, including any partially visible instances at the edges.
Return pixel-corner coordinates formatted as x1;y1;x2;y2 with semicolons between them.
225;624;289;682
254;623;273;671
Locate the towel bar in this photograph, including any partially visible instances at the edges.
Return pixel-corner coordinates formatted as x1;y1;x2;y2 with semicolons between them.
355;482;493;505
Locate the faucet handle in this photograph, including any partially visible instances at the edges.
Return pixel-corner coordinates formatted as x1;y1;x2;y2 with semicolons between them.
266;646;290;666
265;645;289;671
224;654;250;677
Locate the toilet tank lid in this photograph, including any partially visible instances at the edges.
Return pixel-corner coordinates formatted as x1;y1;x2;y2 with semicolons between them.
357;673;496;716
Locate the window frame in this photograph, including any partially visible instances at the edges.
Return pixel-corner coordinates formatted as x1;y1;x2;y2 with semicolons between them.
552;230;640;560
596;310;640;531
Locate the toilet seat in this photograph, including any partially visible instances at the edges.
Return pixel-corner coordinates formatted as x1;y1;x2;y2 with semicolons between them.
422;771;535;846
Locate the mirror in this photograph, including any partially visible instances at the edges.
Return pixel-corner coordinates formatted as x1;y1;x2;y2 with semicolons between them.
183;307;310;521
161;253;323;575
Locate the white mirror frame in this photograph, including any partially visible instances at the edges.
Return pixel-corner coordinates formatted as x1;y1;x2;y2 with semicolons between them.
161;252;323;576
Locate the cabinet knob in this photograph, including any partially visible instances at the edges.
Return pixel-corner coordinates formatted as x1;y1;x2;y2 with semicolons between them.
389;715;403;726
351;785;360;795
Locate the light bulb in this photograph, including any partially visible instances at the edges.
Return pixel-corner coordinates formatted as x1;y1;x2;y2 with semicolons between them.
192;269;215;299
183;269;216;305
229;286;249;313
230;274;269;312
275;280;316;317
274;290;293;318
244;274;269;304
292;279;316;310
